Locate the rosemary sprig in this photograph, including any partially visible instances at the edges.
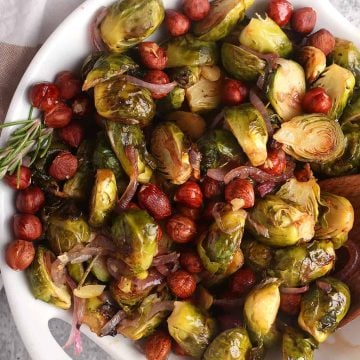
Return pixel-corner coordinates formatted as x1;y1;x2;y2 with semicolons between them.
0;107;53;178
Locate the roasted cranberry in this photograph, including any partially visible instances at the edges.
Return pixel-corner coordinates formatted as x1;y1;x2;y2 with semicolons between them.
225;179;255;209
144;70;170;99
228;268;256;296
258;148;287;176
138;42;168;70
44;102;73;128
4;166;31;190
267;0;293;27
48;151;78;180
55;71;81;100
13;214;42;241
144;330;172;360
29;83;60;111
180;250;203;274
165;10;190;37
5;240;35;271
16;187;45;214
183;0;210;21
174;181;203;209
166;215;197;243
291;7;317;34
221;78;248;106
167;270;197;298
57;121;84;148
280;292;302;315
201;176;223;199
302;87;332;114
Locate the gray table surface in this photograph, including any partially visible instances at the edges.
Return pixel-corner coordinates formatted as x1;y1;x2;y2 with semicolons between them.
1;1;360;359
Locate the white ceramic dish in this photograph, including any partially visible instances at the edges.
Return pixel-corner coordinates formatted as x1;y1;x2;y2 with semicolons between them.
1;0;360;359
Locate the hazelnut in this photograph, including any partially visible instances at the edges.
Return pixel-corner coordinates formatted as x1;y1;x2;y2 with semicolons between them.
302;87;332;114
174;181;203;209
258;148;287;176
221;78;248;106
44;102;73;128
4;166;32;190
165;10;190;37
55;71;81;100
166;215;197;243
228;268;256;296
225;179;255;209
280;292;302;315
138;42;168;70
143;70;170;99
176;205;201;221
267;0;293;27
183;0;210;21
5;240;35;271
58;121;85;148
16;186;45;214
201;176;223;199
306;29;336;56
13;214;42;241
48;151;78;180
291;7;317;34
144;330;172;360
167;270;196;298
29;82;60;111
138;183;172;220
180;250;203;274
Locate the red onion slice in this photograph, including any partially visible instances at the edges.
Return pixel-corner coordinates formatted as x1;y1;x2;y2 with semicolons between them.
152;252;179;267
90;7;107;51
335;239;360;282
125;75;177;94
280;285;309;294
316;280;333;294
257;181;277;198
238;45;279;68
209;110;225;130
106;257;133;279
100;309;126;337
207;168;227;182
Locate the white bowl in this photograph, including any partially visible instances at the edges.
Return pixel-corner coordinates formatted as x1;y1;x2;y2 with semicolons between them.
1;0;360;359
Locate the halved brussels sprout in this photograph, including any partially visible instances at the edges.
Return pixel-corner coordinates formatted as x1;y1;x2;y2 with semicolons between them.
67;263;85;283
221;43;266;82
47;215;91;255
298;277;351;343
89;169;117;228
267;59;306;122
341;89;360;126
244;278;281;347
315;192;354;249
297;46;327;84
203;327;252;360
186;76;222;113
170;66;201;89
164;35;219;68
106;121;153;184
197;208;247;274
313;64;355;120
282;327;317;360
100;0;164;53
268;240;335;287
27;247;71;309
197;129;245;173
331;38;360;86
82;53;138;90
94;79;156;127
276;177;321;222
111;209;158;277
91;256;111;283
167;301;217;359
193;0;247;42
239;15;293;57
157;86;185;114
241;238;272;272
150;122;192;185
224;104;268;166
247;195;315;247
273;114;345;163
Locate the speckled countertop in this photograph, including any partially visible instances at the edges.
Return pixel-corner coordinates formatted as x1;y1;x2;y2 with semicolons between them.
1;1;360;359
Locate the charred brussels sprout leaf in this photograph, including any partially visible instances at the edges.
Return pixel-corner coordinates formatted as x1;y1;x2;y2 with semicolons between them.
298;277;351;343
193;0;247;42
315;192;354;249
221;43;266;82
110;209;158;277
89;169;117;227
267;59;306;122
167;301;217;359
150;122;192;185
203;327;252;360
164;35;219;68
244;278;281;347
224;104;268;167
273;114;345;163
239;15;293;57
170;66;201;89
268;240;335;287
242;238;272;272
100;0;164;53
27;247;71;309
247;195;315;247
313;64;355;120
94;79;156;127
197;129;245;173
106;121;153;184
282;327;317;360
83;53;138;90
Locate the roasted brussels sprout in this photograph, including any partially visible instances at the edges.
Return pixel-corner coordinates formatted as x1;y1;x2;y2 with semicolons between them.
82;53;138;90
315;192;354;249
47;214;91;255
242;238;272;272
100;0;165;53
110;209;158;278
167;301;217;359
197;208;247;274
203;327;252;360
91;256;111;283
239;15;293;57
94;79;156;127
341;89;360;125
164;35;219;68
244;278;281;347
150;122;192;184
297;46;327;84
273;114;345;163
89;169;117;227
282;327;317;360
170;66;201;89
197;129;245;173
157;86;185;114
106;121;153;184
193;0;247;42
268;240;335;287
118;292;170;340
313;64;355;120
247;195;315;247
27;247;71;309
298;277;351;343
224;104;268;166
331;38;360;86
67;262;85;283
267;59;306;122
186;76;222;113
221;43;266;82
